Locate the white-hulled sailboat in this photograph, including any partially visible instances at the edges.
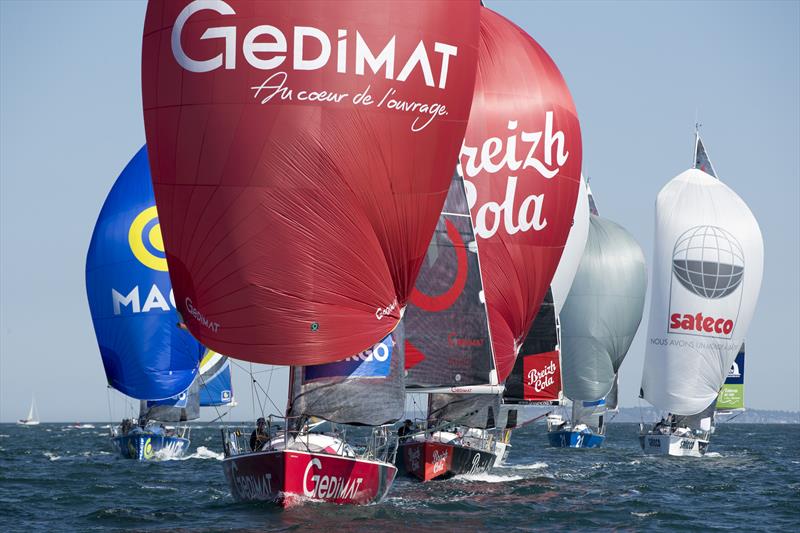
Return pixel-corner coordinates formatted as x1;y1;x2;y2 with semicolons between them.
639;130;764;457
17;396;40;426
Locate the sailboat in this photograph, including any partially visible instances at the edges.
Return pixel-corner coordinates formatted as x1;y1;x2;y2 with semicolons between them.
86;147;206;461
547;206;647;448
17;396;40;426
141;0;482;504
639;131;764;457
398;169;503;481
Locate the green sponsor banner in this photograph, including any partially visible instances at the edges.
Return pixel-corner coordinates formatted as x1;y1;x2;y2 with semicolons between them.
716;384;744;410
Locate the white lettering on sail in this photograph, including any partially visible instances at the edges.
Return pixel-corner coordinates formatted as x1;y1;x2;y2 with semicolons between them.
172;0;458;89
185;298;220;332
460;112;569;239
527;360;557;393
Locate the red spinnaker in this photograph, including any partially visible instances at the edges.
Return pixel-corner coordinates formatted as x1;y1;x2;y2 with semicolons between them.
142;1;480;364
461;8;582;382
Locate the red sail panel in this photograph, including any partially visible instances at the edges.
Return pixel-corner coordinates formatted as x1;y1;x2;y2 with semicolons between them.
461;7;582;382
142;1;480;364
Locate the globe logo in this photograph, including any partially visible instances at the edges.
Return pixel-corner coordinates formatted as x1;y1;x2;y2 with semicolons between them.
672;225;744;299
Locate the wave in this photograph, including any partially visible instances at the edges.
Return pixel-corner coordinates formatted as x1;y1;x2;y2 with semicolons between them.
705;452;722;458
454;472;523;483
43;452;61;461
157;446;224;461
631;511;657;518
511;462;548;470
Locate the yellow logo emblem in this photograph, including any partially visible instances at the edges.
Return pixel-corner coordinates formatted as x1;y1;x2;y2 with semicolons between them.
129;206;168;271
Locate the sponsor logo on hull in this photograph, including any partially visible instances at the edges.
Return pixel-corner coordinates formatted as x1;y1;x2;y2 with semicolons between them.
224;451;395;506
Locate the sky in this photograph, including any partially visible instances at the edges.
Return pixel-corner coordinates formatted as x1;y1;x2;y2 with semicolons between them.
1;1;798;422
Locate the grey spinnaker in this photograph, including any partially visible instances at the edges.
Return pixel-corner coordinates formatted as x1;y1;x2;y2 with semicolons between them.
287;325;406;426
560;215;647;402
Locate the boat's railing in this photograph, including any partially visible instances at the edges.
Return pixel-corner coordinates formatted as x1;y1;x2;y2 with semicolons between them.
220;416;398;464
352;425;398;464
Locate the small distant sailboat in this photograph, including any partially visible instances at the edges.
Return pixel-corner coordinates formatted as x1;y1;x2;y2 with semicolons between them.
639;130;764;457
17;396;40;426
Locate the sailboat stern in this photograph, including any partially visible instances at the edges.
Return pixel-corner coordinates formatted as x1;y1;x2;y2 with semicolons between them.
547;430;605;449
639;433;709;457
111;434;190;461
223;450;397;506
397;440;495;481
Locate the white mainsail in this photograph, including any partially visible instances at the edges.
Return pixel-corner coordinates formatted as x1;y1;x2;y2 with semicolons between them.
640;169;763;415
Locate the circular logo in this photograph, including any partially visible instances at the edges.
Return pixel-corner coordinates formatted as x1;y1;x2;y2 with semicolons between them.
672;225;744;299
129;206;168;271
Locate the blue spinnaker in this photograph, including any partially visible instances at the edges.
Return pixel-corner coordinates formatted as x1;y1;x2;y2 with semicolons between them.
86;146;203;399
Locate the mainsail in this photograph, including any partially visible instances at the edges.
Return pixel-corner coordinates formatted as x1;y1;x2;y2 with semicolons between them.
140;379;201;423
640;169;764;415
287;331;405;426
404;170;495;390
86;147;204;400
459;6;583;383
141;0;482;365
560;215;647;403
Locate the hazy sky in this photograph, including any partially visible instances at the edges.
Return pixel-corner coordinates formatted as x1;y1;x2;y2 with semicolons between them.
1;1;798;421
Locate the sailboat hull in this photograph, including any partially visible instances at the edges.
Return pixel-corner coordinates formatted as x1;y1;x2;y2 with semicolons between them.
111;434;190;461
547;430;605;448
396;441;496;481
17;420;40;426
639;433;709;457
223;450;396;506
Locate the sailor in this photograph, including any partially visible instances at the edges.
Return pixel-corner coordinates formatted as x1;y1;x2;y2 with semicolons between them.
250;417;269;451
397;419;414;442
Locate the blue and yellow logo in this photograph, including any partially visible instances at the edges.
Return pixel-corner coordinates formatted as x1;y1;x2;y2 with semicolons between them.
129;206;168;271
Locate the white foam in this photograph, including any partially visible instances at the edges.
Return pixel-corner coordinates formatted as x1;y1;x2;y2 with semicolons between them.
705;452;722;458
631;511;657;518
512;462;548;470
44;452;61;461
160;446;224;461
455;472;523;483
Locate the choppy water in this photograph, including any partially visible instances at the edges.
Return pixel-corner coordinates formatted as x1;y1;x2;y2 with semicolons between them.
1;422;797;531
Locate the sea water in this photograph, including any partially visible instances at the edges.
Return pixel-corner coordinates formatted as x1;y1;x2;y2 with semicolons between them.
0;423;797;531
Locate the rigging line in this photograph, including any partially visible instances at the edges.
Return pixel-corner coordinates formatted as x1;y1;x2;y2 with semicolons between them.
253;377;282;417
198;371;225;427
250;362;255;422
106;386;113;423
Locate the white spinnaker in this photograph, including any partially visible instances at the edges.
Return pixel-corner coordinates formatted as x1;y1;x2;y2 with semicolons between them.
551;174;590;315
641;169;763;415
